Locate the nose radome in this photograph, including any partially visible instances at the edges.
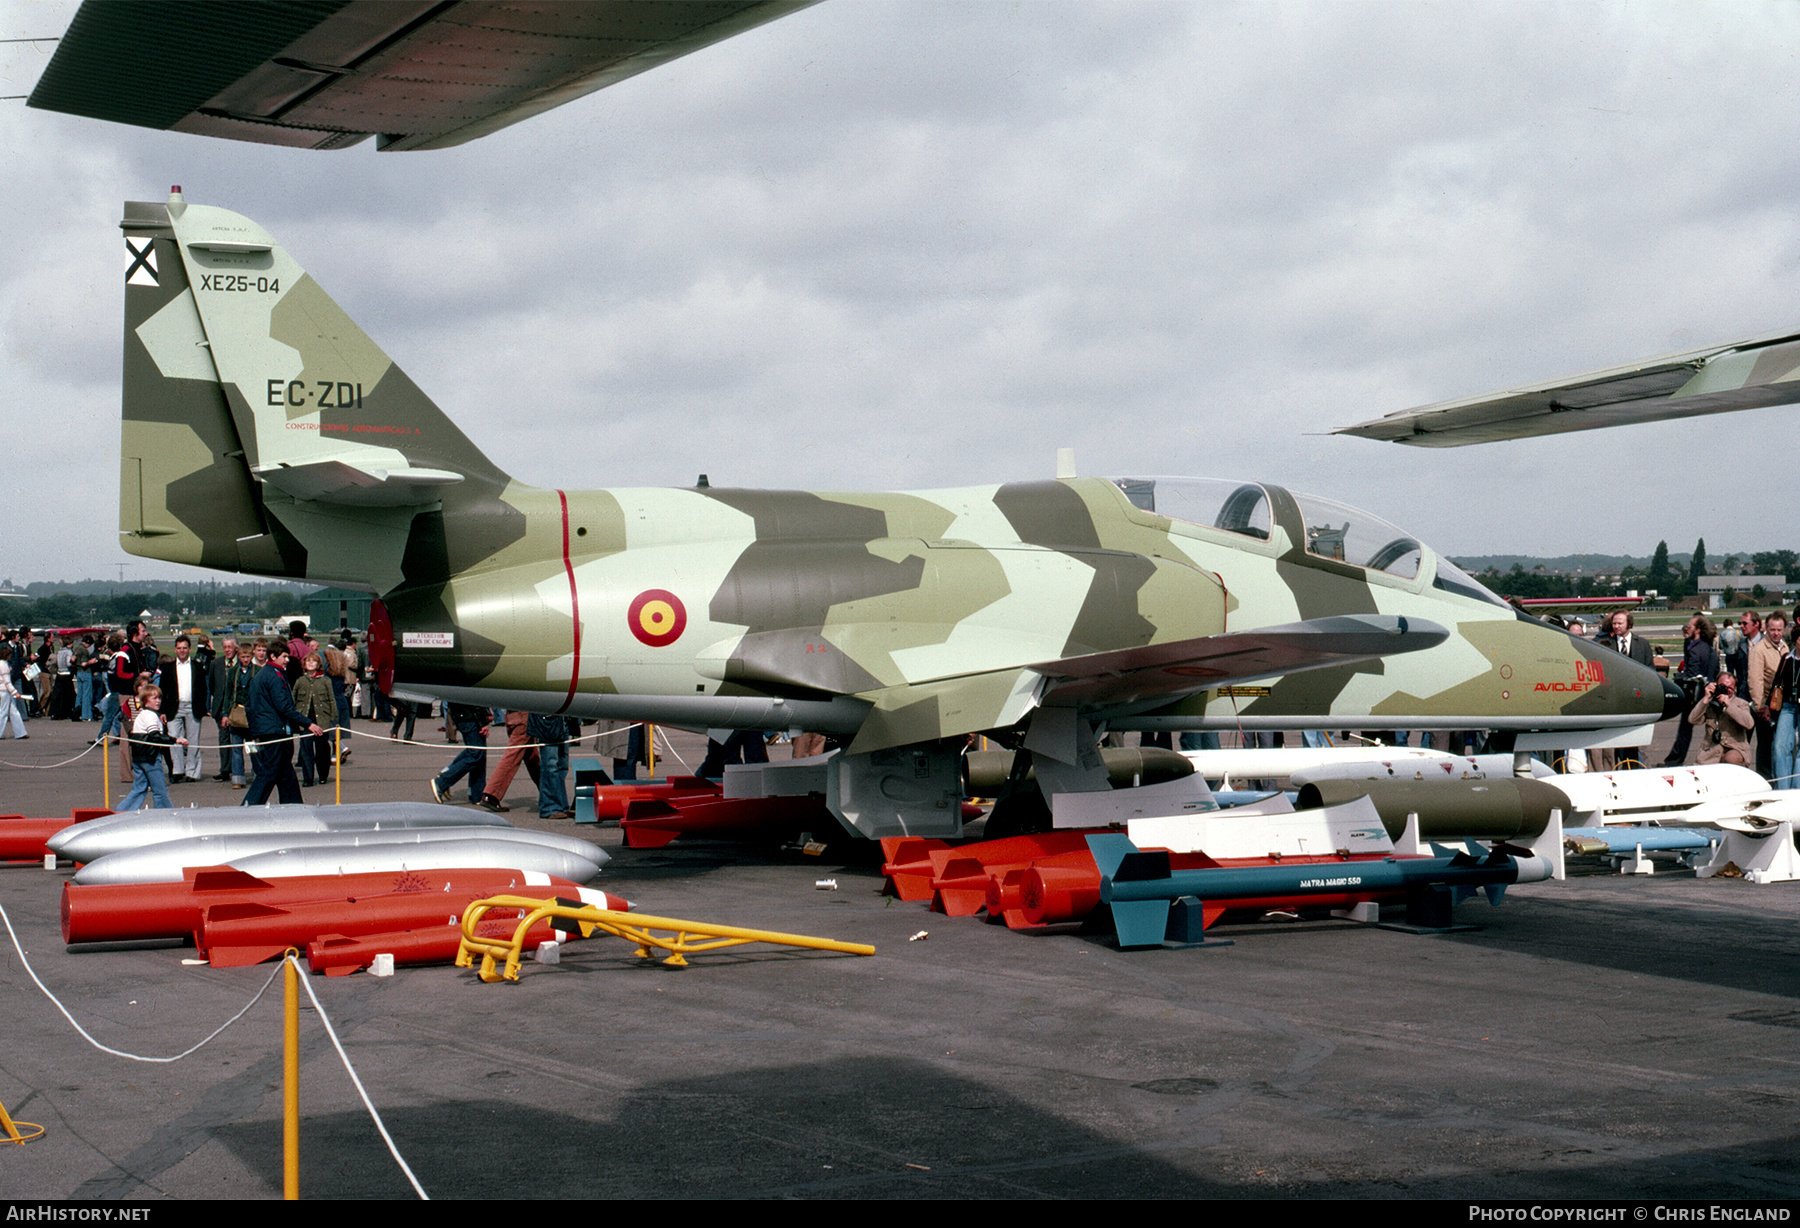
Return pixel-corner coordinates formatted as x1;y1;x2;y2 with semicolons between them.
1660;674;1685;722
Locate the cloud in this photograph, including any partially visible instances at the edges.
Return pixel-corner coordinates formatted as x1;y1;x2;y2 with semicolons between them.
1;0;1798;589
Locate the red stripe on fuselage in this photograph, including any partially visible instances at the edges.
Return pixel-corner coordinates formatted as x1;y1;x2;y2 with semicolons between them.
557;490;581;714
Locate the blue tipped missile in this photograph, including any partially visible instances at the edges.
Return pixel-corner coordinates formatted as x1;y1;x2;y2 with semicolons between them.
50;802;507;862
1087;833;1554;948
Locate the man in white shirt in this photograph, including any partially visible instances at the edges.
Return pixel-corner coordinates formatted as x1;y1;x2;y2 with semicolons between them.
1601;611;1656;768
158;634;209;783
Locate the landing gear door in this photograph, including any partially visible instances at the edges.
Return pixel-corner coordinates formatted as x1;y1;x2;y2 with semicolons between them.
826;743;964;840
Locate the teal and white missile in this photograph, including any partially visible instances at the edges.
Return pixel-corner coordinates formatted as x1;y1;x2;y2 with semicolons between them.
1088;833;1554;948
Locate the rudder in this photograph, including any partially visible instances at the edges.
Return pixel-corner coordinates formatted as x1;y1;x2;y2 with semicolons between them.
119;188;512;585
121;195;274;572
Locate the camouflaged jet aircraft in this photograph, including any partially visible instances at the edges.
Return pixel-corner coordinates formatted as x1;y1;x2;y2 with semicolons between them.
117;191;1680;839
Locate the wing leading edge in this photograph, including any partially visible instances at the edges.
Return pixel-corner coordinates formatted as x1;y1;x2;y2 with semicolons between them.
1336;328;1800;447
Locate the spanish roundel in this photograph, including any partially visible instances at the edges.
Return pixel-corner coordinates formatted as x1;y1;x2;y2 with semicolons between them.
628;589;686;648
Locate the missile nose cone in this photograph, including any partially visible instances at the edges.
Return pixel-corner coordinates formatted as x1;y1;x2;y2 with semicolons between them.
1660;674;1686;722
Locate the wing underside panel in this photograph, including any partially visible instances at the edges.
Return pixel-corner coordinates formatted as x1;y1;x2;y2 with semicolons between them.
1337;330;1800;446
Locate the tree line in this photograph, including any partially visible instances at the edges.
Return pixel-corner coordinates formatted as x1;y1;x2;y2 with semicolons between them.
0;586;316;629
1476;540;1797;602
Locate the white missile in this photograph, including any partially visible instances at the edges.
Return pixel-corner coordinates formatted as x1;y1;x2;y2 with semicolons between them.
52;802;509;862
1656;789;1800;834
227;839;606;884
1545;764;1770;823
73;825;607;885
1127;793;1394;858
1182;746;1462;789
1289;754;1556;787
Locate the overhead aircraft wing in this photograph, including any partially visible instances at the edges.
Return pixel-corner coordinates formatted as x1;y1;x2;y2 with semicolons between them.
1335;328;1800;447
28;0;817;152
1032;614;1449;713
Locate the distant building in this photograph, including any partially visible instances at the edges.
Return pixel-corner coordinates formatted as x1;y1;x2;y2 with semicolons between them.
1697;575;1797;608
306;588;373;636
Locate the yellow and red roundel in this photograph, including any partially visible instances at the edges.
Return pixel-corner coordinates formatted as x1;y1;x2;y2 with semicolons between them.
627;589;687;648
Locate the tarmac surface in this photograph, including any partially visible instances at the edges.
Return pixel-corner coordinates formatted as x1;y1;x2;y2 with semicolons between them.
0;715;1796;1200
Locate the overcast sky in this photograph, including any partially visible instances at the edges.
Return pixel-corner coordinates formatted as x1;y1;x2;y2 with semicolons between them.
2;0;1797;588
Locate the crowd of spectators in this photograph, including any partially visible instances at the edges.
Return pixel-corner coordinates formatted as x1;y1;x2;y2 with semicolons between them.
9;599;1798;816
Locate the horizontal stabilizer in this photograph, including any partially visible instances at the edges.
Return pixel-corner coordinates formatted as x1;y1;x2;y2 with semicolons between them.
1336;327;1800;446
255;457;464;507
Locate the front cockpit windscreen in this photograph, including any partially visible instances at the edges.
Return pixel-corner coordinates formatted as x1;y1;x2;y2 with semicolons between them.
1431;555;1510;608
1111;477;1271;540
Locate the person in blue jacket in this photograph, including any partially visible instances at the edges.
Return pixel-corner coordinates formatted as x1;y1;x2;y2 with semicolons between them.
243;639;324;806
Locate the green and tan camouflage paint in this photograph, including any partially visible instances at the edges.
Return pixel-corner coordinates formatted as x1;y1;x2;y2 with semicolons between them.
119;196;1672;778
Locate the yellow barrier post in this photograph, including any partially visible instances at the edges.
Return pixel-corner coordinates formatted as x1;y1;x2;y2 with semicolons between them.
0;1098;44;1144
333;725;342;806
101;735;109;811
284;953;300;1199
646;723;656;777
455;895;876;983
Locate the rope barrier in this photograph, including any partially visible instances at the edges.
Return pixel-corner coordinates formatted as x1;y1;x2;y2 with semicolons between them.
342;719;656;756
287;956;430;1200
0;903;428;1197
0;901;278;1062
0;738;106;770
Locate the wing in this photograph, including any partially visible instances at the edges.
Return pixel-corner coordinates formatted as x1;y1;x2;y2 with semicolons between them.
1335;328;1800;447
1031;614;1449;714
841;615;1447;755
29;0;816;152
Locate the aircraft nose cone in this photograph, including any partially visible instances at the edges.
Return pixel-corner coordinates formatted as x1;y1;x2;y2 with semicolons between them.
1660;674;1686;722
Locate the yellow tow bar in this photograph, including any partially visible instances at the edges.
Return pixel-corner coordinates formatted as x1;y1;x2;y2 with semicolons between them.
454;894;876;982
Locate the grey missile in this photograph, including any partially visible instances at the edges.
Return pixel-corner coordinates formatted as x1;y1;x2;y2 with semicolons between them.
73;826;607;885
52;802;509;862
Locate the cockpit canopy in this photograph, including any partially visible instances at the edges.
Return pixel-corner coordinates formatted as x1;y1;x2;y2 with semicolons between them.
1110;476;1505;606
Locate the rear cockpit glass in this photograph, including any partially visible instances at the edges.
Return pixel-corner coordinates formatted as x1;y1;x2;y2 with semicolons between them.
1112;477;1437;582
1289;491;1421;580
1110;478;1270;541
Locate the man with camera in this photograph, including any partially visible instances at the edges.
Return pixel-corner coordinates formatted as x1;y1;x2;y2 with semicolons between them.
1687;670;1754;768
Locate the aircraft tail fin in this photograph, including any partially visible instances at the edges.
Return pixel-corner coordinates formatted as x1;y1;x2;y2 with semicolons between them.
120;189;511;581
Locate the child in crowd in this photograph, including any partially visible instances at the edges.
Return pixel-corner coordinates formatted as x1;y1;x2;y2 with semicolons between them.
121;684;185;810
